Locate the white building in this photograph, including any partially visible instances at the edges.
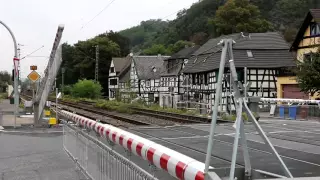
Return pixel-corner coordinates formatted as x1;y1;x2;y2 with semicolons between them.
182;32;296;114
108;57;130;100
159;46;200;108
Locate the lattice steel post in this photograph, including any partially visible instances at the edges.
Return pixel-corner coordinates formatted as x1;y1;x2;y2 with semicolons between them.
95;45;99;82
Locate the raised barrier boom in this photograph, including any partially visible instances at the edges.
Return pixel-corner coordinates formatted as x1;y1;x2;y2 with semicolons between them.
60;110;216;180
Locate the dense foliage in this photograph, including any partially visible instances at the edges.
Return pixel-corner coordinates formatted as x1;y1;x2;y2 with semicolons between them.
296;52;320;96
0;71;12;92
71;79;102;99
57;32;125;95
119;0;319;50
59;0;319;96
210;0;272;35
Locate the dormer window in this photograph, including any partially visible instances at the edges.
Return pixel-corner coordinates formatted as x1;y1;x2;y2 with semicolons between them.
110;67;115;73
310;22;320;36
247;50;253;58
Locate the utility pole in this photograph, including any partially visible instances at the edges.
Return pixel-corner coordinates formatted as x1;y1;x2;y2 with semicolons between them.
0;20;18;128
95;45;99;83
61;67;65;97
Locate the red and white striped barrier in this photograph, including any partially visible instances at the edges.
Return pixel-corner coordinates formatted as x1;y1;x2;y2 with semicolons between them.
60;110;213;180
261;98;320;104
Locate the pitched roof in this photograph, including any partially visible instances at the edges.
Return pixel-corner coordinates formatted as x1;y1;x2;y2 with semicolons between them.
291;9;320;51
183;32;295;73
310;9;320;21
133;56;169;80
117;57;131;82
119;65;130;83
167;46;200;60
112;57;129;72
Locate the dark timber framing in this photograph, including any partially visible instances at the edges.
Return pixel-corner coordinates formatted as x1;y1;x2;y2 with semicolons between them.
182;32;295;114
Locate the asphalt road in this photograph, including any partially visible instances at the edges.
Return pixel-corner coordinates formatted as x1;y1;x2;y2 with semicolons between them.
128;119;320;178
0;129;87;180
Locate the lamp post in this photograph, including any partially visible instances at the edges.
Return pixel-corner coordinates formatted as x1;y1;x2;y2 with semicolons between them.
0;20;18;128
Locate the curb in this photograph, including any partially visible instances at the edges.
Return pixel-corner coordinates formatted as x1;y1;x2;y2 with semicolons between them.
260;116;320;122
0;125;63;134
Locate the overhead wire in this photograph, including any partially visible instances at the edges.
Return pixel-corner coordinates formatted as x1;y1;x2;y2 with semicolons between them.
80;0;117;30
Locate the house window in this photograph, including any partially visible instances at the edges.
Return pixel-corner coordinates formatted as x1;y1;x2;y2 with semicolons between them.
110;67;115;73
310;23;320;36
110;90;115;98
110;79;118;85
247;50;253;58
146;80;151;87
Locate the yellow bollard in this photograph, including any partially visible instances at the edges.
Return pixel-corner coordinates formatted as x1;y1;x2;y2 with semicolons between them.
49;117;57;125
45;110;51;116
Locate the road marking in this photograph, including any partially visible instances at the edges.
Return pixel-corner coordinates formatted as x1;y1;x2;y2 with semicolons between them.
156;133;236;140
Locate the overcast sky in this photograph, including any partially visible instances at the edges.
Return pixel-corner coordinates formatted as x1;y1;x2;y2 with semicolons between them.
0;0;197;78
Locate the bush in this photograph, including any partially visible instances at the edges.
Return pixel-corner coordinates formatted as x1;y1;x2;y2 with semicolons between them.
63;85;73;95
71;79;102;99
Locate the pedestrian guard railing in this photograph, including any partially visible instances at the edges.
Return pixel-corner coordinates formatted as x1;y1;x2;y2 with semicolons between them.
60;110;211;180
63;122;156;180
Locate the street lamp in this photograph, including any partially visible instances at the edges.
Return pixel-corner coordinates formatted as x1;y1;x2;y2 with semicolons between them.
0;20;19;128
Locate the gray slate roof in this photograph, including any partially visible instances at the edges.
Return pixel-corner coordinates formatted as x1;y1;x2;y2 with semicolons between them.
161;46;200;77
133;56;170;80
112;57;129;73
183;32;295;73
168;46;200;60
119;66;130;83
310;9;320;21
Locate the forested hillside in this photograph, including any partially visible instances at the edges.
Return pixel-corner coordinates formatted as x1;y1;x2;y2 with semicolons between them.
59;0;319;95
119;0;319;54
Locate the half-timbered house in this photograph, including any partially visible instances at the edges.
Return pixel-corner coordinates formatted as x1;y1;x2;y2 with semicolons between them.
121;55;169;104
108;57;130;100
182;32;296;113
159;46;200;108
278;9;320;99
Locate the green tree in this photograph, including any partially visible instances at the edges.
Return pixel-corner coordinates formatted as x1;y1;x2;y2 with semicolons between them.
270;0;308;30
210;0;273;35
105;30;130;56
71;79;102;99
296;52;320;96
143;44;169;55
0;71;12;92
58;35;120;96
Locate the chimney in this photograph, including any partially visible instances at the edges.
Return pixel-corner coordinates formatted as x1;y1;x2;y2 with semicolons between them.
241;32;251;39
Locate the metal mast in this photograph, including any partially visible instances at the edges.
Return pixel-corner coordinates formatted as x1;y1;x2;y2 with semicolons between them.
95;45;99;82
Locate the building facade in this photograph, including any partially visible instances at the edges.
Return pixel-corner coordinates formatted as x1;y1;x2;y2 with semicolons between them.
110;55;169;103
277;9;320;100
159;46;200;108
182;32;295;113
108;57;130;100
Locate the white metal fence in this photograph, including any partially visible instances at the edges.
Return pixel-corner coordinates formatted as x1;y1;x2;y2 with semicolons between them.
63;123;157;180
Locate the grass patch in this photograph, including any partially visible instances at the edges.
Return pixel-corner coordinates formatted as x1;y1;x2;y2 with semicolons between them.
95;100;135;114
0;93;7;99
142;104;199;116
221;112;260;121
61;96;202;117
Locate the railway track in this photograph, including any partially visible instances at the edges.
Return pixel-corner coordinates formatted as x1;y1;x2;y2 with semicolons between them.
77;99;229;124
20;94;230;126
58;100;151;126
